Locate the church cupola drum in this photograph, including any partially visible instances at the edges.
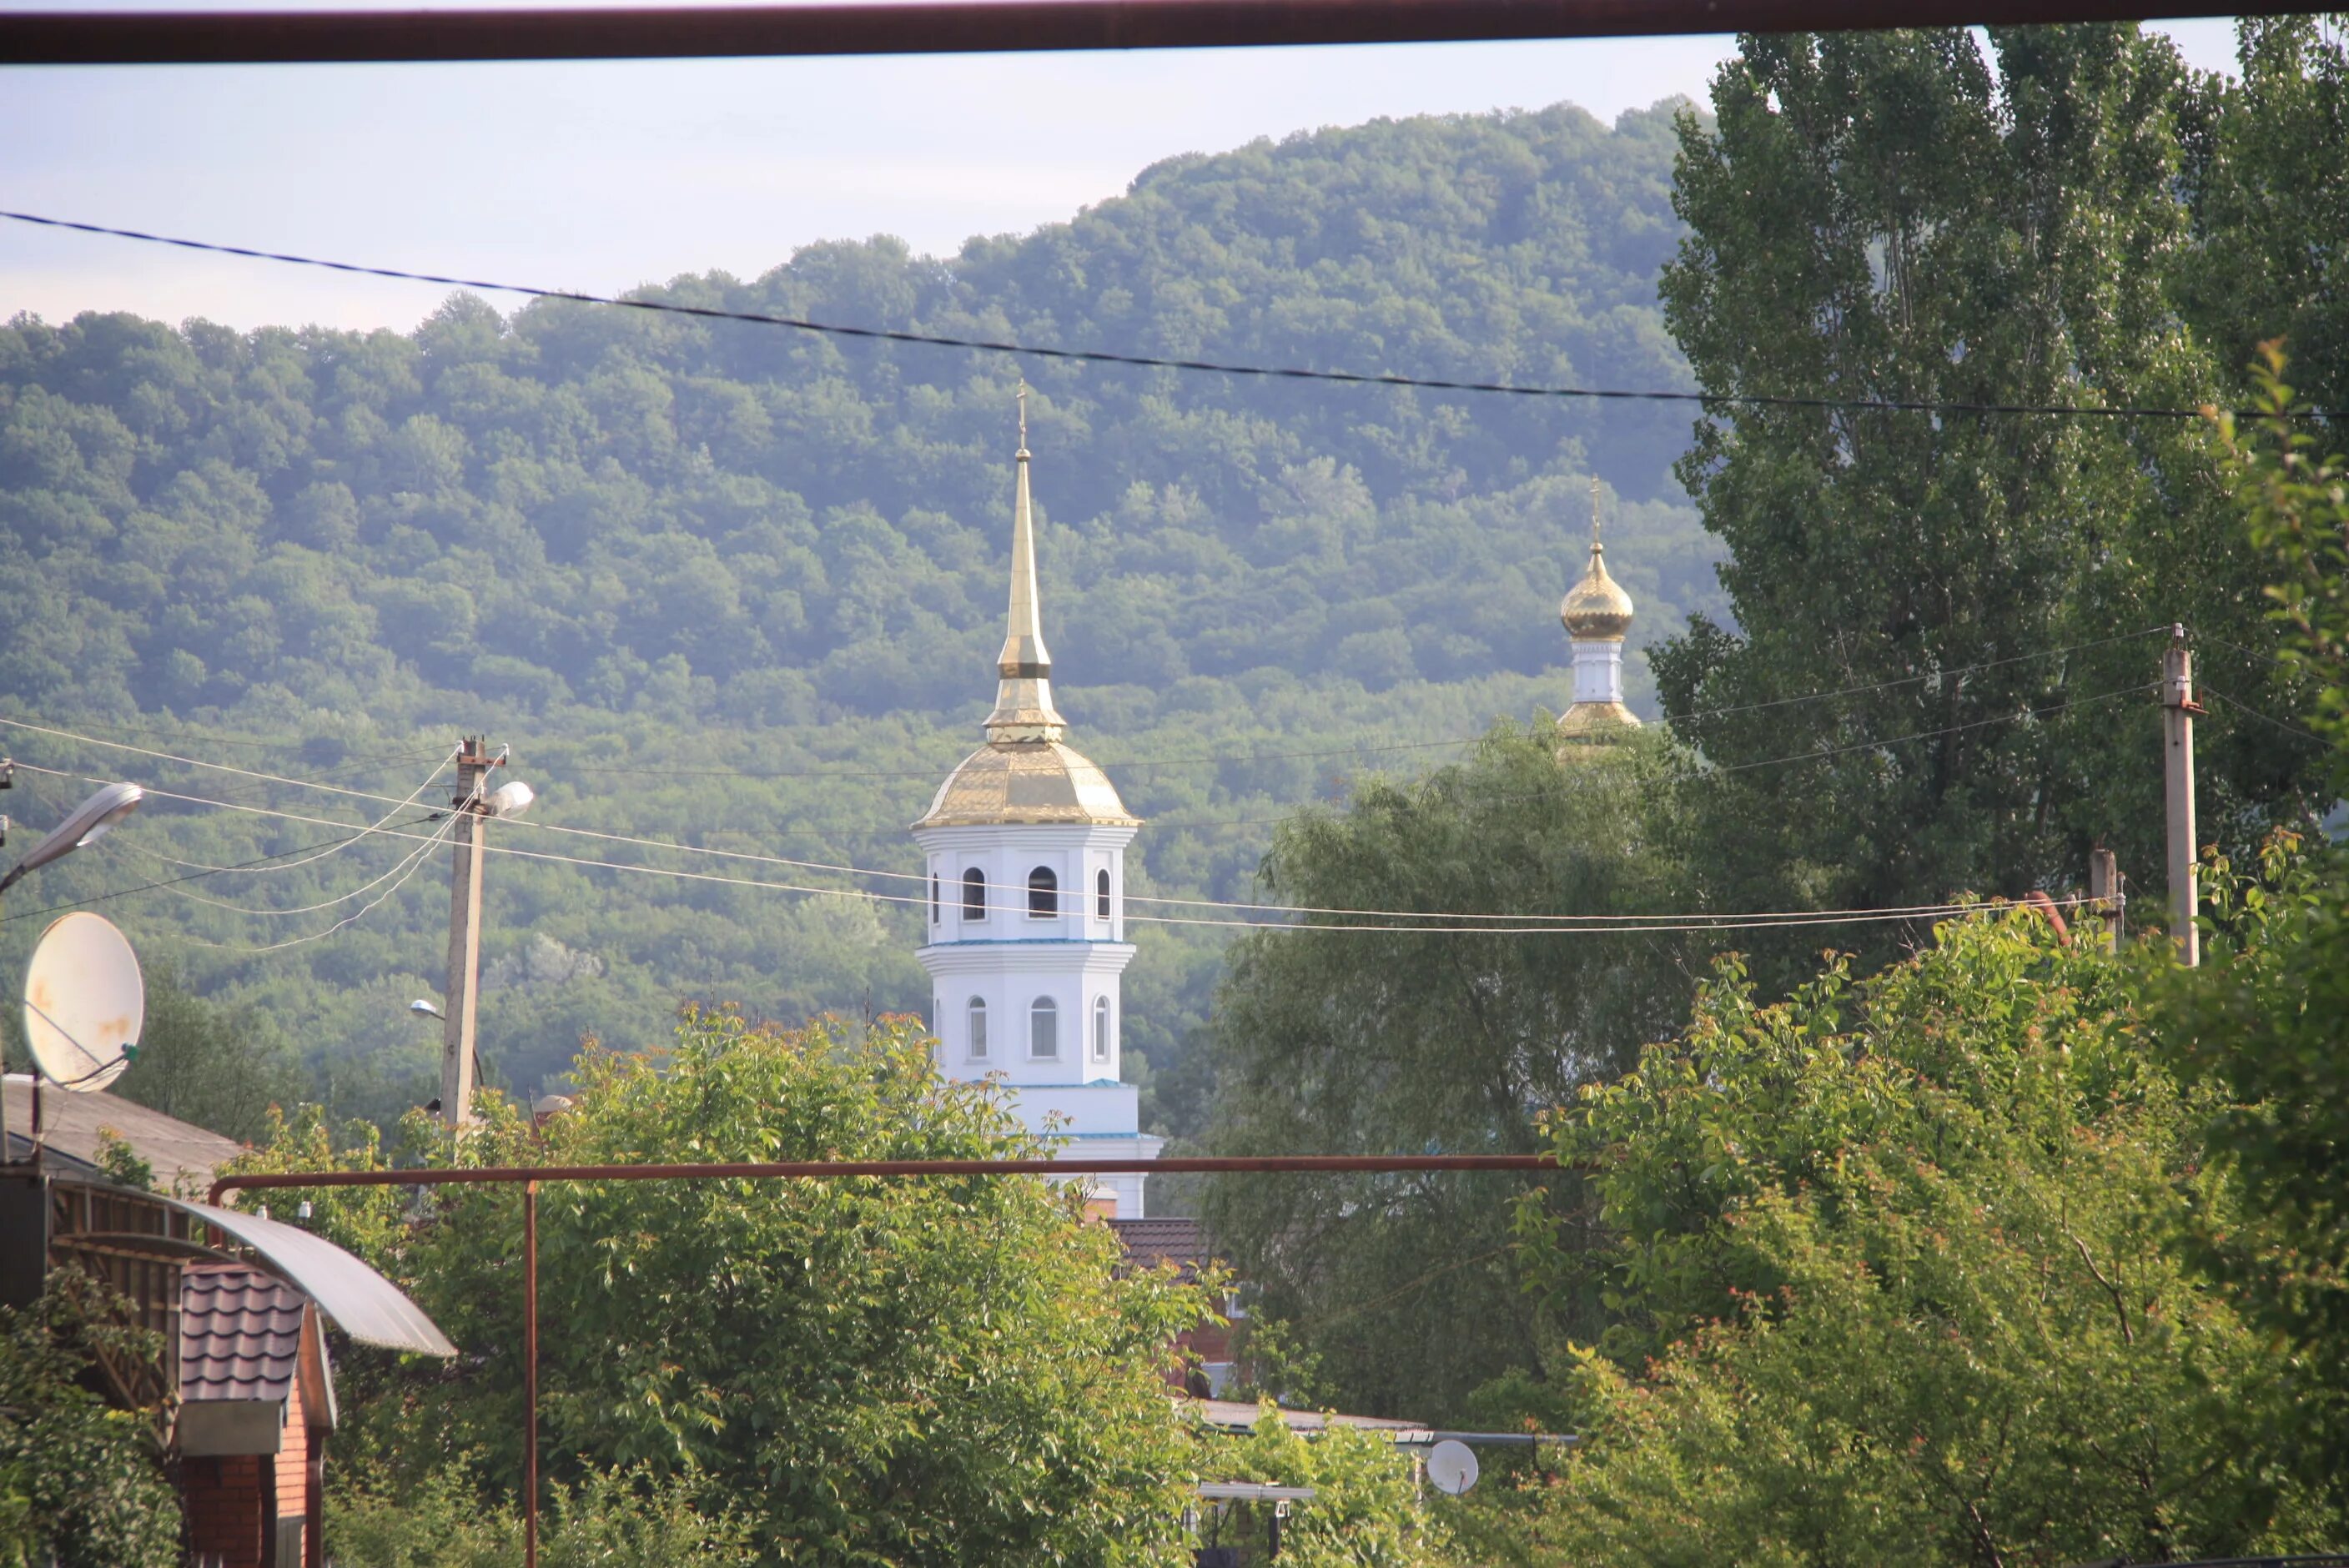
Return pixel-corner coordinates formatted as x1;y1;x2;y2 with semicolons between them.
913;392;1162;1219
1557;477;1642;742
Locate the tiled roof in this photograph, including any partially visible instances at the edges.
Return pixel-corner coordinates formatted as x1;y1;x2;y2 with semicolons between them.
179;1264;304;1405
1109;1217;1214;1272
4;1074;246;1194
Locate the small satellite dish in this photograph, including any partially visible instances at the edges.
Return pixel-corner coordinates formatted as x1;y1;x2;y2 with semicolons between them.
1426;1439;1480;1496
23;912;145;1093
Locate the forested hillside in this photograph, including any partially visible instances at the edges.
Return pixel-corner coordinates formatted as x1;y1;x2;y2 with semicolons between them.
0;101;1719;1122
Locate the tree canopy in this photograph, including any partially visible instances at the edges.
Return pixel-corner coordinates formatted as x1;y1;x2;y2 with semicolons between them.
224;1010;1214;1565
1652;23;2338;984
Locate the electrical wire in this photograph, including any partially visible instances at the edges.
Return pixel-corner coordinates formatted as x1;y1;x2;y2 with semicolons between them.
434;627;2184;791
119;747;458;879
2201;686;2333;746
3;210;2325;424
173;814;460;954
1661;626;2173;730
1709;684;2155;774
0;715;459;812
6;668;2158;930
0;813;441;925
13;760;2082;938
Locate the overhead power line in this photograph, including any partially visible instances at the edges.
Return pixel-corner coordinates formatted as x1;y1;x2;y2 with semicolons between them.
2201;686;2333;746
0;211;2311;423
15;759;2087;939
0;814;440;926
0;645;2180;925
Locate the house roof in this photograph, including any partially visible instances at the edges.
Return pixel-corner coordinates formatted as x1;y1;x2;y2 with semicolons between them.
1185;1398;1433;1444
4;1074;246;1194
1109;1217;1215;1274
179;1263;305;1406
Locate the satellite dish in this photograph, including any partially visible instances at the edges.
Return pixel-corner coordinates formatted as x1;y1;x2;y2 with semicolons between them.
23;912;145;1093
1426;1439;1480;1496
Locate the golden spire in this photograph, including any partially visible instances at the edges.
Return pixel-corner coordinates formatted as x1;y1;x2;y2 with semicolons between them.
983;380;1066;742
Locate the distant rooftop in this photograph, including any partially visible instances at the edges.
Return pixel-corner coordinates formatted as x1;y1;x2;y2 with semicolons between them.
4;1074;246;1194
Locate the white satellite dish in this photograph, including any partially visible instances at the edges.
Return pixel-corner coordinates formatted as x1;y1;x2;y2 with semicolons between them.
22;912;145;1093
1426;1439;1480;1496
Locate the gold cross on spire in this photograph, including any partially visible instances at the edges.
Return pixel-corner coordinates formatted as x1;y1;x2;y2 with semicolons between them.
1016;377;1029;453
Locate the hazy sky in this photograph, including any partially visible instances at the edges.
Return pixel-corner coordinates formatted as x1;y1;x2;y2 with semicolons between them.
2;18;2244;334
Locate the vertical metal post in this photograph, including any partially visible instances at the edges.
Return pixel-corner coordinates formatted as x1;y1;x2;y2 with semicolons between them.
442;738;495;1124
2160;634;2201;966
2087;846;2121;955
524;1178;539;1568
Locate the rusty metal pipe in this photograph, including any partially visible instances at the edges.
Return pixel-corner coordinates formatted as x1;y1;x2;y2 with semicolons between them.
522;1179;538;1568
1;0;2294;69
207;1153;1559;1206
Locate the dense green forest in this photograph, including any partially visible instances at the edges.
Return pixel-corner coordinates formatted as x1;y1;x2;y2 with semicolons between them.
0;102;1721;1123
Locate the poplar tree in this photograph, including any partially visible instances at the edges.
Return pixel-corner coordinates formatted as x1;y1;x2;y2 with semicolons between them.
1652;25;2328;965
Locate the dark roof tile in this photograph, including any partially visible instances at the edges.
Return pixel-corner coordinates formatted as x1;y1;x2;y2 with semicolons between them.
179;1264;305;1405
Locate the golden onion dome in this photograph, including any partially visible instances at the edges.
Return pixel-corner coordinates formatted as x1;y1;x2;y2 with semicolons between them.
914;740;1138;829
1561;540;1635;641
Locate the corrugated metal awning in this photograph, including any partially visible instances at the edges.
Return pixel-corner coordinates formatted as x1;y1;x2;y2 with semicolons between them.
159;1195;455;1357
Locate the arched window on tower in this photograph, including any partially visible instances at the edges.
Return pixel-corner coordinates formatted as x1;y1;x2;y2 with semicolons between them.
963;867;987;922
967;998;988;1061
1095;867;1111;921
1028;866;1059;918
929;873;939;925
1092;996;1110;1062
1030;996;1058;1058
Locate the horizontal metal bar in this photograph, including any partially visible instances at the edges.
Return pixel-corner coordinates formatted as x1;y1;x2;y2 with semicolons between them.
1427;1430;1582;1445
209;1153;1561;1206
0;0;2292;68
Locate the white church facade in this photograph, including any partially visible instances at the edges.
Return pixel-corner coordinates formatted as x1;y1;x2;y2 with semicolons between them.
912;403;1163;1219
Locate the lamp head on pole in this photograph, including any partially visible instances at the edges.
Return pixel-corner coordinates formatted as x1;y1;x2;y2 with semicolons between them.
0;781;143;893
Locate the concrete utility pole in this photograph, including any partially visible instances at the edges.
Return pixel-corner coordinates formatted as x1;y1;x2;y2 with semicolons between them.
2087;845;2123;955
2160;631;2201;967
442;737;501;1125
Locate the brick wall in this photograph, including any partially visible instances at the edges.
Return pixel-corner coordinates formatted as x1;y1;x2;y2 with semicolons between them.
276;1393;307;1530
184;1453;266;1567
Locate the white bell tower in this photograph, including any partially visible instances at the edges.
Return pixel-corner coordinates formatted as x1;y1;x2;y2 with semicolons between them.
913;391;1162;1218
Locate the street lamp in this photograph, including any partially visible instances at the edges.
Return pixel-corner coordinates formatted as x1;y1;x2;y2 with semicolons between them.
0;781;143;894
2;780;144;1163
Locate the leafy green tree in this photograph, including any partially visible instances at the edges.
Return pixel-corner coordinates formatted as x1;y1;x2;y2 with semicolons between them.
1515;910;2327;1564
1204;724;1699;1421
2177;18;2349;430
228;1010;1211;1565
107;962;301;1143
0;1273;180;1568
2155;349;2349;1506
327;1465;756;1568
1194;1405;1460;1567
1652;26;2332;982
